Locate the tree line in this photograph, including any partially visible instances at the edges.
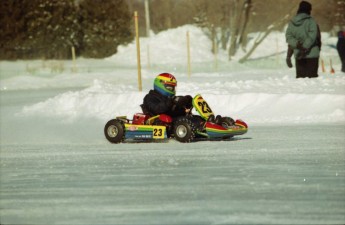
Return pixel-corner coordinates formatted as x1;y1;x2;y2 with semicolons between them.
0;0;132;60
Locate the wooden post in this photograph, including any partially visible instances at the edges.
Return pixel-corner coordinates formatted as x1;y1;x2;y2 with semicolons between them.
186;31;191;78
321;59;325;73
330;59;335;74
134;11;142;92
71;46;77;72
213;37;218;71
276;37;279;65
147;44;151;70
144;0;150;37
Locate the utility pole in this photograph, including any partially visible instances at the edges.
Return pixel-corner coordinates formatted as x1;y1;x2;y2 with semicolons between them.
145;0;150;37
134;11;142;91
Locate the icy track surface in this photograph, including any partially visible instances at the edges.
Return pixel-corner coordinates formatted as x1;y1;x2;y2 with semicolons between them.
1;126;345;224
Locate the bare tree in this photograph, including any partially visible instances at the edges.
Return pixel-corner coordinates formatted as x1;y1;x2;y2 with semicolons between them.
219;0;231;50
334;0;345;30
238;3;298;63
228;0;252;60
238;0;251;51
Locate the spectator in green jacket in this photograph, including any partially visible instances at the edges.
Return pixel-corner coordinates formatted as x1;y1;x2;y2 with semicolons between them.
285;1;321;78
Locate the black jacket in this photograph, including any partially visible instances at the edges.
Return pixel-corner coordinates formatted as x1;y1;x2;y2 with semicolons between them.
142;90;192;117
337;31;345;59
143;90;173;115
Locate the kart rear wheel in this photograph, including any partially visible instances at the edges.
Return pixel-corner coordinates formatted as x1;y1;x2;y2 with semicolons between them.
104;119;125;143
173;118;196;143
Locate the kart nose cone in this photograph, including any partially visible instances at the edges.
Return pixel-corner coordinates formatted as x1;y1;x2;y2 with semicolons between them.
235;119;248;128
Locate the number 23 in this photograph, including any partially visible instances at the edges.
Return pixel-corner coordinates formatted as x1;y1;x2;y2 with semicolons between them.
154;128;163;137
198;101;212;113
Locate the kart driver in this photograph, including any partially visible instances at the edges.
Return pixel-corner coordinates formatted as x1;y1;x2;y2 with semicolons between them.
141;73;193;118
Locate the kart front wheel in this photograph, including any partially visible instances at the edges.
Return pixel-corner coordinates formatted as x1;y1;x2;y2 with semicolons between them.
173;118;196;143
104;119;125;143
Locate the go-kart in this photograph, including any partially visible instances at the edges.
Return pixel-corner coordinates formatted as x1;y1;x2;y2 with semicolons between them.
104;94;248;143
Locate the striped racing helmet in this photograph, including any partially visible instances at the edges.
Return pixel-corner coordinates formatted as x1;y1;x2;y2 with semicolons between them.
154;73;177;97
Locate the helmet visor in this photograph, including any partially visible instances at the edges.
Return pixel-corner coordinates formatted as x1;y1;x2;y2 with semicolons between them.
164;84;175;92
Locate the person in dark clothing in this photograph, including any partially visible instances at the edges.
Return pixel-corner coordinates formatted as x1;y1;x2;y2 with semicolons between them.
337;30;345;73
286;45;294;68
142;73;193;118
285;1;321;78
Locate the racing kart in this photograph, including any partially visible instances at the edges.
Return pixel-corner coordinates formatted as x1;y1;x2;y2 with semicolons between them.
104;94;248;143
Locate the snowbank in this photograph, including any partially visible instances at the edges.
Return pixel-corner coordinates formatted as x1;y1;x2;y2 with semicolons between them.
21;77;345;125
1;25;344;125
107;25;215;66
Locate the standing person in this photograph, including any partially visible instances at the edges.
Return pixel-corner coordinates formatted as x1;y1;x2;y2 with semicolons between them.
336;30;345;73
285;1;321;78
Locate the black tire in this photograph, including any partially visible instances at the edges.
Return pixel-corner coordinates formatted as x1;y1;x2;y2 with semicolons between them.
220;117;235;128
173;118;196;143
219;117;235;139
104;119;125;143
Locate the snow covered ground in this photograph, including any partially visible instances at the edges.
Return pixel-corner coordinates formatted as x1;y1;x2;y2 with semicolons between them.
1;25;344;224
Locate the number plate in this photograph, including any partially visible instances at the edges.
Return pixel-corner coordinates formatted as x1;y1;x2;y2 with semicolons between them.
193;94;214;120
153;127;165;139
125;124;166;139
